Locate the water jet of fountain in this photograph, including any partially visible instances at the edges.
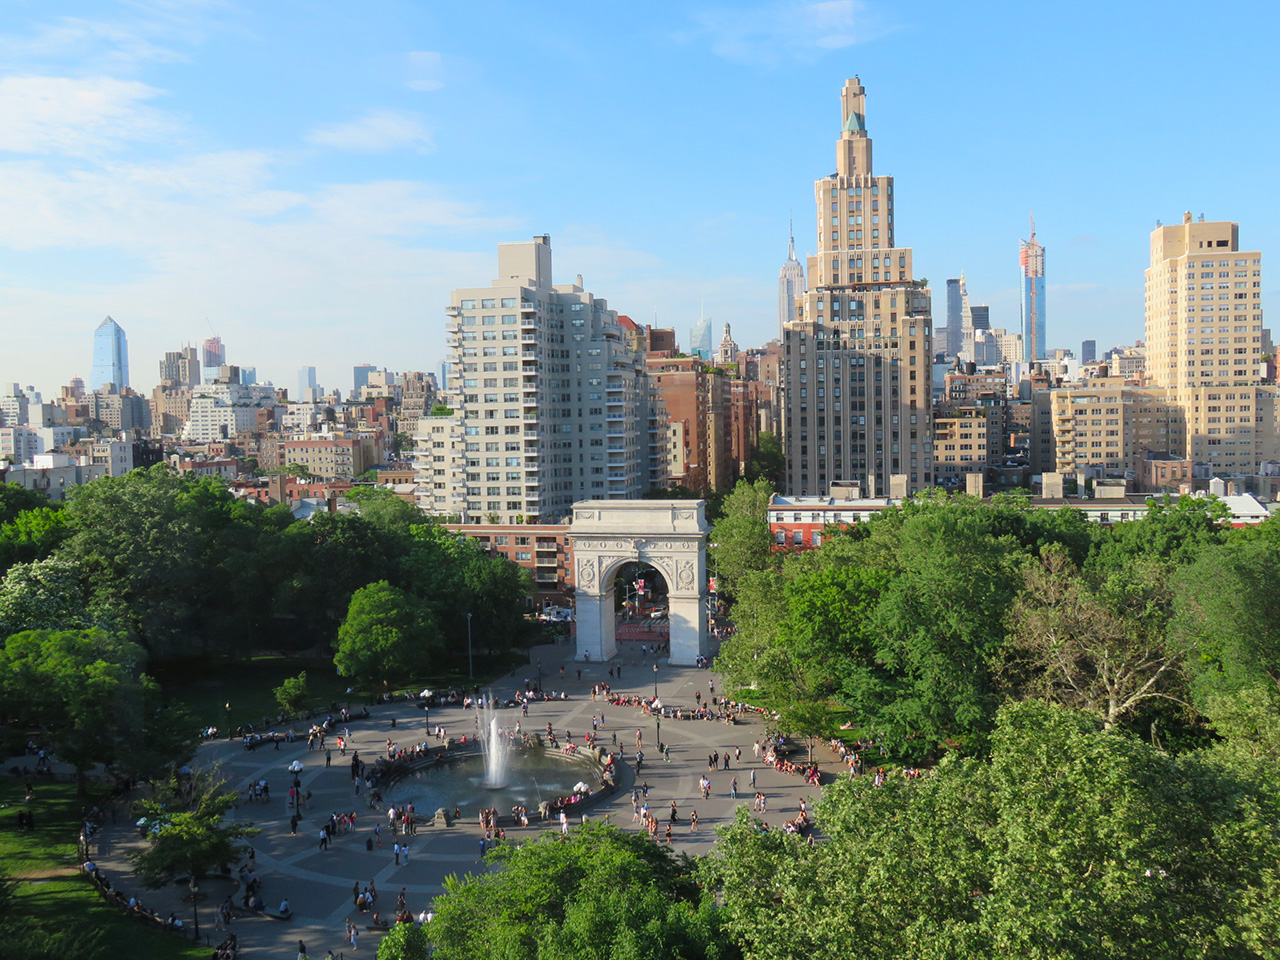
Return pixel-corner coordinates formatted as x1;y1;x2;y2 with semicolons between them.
478;695;510;788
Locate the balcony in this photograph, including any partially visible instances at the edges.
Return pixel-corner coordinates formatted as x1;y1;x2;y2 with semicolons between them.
520;301;537;313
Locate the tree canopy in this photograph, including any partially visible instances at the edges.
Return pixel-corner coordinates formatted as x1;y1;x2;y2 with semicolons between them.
429;823;738;960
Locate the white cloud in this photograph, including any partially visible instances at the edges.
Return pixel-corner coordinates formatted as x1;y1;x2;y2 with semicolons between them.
0;75;173;155
688;0;893;66
406;51;444;91
305;109;435;153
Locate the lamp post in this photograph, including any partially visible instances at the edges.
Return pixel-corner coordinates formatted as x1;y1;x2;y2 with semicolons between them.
537;658;543;691
653;661;661;748
466;612;473;680
189;875;200;938
224;702;232;740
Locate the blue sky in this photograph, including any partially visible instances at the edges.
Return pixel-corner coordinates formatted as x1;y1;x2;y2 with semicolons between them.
1;0;1277;395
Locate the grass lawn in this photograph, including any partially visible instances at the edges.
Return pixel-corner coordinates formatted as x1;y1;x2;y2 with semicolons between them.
152;652;536;733
0;778;206;960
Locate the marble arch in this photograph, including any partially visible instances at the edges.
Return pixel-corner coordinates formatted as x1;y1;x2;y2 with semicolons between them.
568;500;710;666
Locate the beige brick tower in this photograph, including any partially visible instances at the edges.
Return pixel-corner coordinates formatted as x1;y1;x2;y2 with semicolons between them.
1144;212;1276;474
782;77;934;495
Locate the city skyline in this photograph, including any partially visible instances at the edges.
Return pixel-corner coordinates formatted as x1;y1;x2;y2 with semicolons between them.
0;1;1277;393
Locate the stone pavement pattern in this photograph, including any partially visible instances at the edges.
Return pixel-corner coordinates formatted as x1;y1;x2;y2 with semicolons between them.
80;641;833;957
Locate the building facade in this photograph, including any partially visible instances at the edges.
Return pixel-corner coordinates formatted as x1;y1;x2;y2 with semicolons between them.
1021;219;1046;361
421;236;661;524
778;229;805;336
91;316;130;391
1143;212;1277;475
782;77;934;497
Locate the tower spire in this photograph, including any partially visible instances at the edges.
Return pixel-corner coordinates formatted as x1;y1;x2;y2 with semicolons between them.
788;214;796;261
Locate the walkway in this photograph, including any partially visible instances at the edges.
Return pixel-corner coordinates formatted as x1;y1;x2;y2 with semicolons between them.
77;640;828;957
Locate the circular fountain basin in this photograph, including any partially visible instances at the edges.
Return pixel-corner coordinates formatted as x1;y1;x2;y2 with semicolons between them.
385;750;599;815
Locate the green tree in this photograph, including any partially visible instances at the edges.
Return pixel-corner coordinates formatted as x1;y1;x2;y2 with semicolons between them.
1004;548;1184;728
336;581;443;694
0;505;71;574
711;701;1280;960
129;772;257;887
274;670;311;715
0;555;93;637
378;922;432;960
1089;494;1229;572
1172;539;1280;701
709;478;776;598
430;403;454;416
429;823;737;960
0;629;159;794
742;431;785;489
0;482;49;525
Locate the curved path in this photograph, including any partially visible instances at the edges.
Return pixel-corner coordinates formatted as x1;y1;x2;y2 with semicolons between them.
84;641;830;957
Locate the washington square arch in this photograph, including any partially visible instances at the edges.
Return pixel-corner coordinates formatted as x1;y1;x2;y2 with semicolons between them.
568;500;711;666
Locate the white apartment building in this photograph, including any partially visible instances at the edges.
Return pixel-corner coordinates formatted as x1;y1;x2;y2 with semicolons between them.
183;382;278;443
418;236;662;524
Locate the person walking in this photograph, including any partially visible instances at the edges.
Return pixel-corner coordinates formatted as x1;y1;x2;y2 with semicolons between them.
393;842;401;866
297;939;309;960
730;776;738;799
317;828;328;851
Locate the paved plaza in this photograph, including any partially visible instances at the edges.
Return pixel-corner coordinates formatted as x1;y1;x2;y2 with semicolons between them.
77;640;832;957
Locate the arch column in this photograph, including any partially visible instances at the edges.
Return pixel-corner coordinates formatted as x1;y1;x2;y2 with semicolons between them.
569;501;711;666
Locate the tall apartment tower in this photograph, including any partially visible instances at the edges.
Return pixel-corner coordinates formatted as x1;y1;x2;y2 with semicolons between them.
201;336;226;384
422;236;661;523
782;77;934;497
1081;339;1097;364
91;316;130;391
1144;212;1275;473
1020;217;1046;361
778;225;806;336
159;346;199;387
944;278;963;357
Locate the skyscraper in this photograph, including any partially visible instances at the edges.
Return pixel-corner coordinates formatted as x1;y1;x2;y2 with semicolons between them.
1080;339;1097;364
201;336;226;384
778;224;805;336
782;77;934;497
418;235;663;523
1143;211;1274;474
1020;216;1046;361
353;364;377;397
944;278;963;357
91;316;129;391
689;312;713;361
298;366;318;399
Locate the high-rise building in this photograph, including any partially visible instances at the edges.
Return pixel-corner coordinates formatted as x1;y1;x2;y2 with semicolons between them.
778;225;805;336
1021;217;1046;361
200;336;226;384
1144;211;1275;474
91;316;129;391
944;278;963;357
689;312;713;361
418;235;663;523
159;346;200;388
782;77;934;497
1081;339;1097;365
353;364;377;396
970;305;990;331
298;366;318;400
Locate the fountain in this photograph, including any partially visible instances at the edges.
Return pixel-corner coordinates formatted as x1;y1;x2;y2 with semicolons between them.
383;692;606;815
478;695;511;788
